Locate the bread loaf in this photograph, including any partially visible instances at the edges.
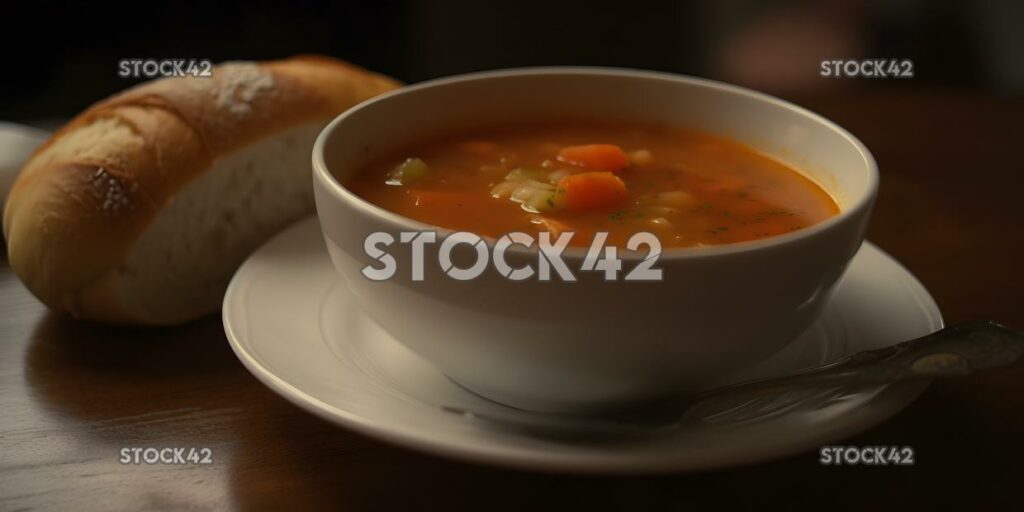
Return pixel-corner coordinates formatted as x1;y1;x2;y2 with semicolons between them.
3;56;400;325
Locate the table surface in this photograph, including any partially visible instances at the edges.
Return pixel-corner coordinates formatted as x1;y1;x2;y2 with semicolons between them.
3;90;1022;511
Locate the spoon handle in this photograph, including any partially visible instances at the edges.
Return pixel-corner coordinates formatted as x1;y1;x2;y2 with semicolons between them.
443;322;1024;437
694;321;1024;399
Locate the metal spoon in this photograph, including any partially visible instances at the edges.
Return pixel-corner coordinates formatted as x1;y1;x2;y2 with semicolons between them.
443;321;1024;439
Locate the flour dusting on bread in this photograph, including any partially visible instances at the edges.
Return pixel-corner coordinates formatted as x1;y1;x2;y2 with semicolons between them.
214;62;276;116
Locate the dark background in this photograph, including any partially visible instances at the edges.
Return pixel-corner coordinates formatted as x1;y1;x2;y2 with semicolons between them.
2;0;1022;123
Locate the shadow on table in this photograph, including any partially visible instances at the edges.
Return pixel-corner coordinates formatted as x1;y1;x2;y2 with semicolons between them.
23;312;257;443
221;409;900;511
22;310;1023;511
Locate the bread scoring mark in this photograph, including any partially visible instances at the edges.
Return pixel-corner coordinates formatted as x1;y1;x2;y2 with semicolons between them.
89;167;136;215
213;62;276;116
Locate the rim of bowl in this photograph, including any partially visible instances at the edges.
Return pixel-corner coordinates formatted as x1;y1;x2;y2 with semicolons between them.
312;67;878;261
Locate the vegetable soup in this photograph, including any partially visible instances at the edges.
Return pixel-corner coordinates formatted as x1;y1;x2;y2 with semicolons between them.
345;122;839;248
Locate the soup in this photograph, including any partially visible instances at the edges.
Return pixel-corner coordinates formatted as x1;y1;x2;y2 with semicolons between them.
346;122;839;248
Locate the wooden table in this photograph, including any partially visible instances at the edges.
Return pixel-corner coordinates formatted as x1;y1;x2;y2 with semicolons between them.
3;91;1022;511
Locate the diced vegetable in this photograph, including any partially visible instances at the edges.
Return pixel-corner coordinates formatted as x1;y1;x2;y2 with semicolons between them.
490;180;524;198
504;167;548;181
509;180;554;202
510;179;562;212
547;169;572;184
557;144;630;172
524;192;561;212
557;171;627;211
386;158;429;186
493;177;570;212
628;149;654;166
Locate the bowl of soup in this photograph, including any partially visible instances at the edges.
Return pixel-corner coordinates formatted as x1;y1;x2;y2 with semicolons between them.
312;68;877;412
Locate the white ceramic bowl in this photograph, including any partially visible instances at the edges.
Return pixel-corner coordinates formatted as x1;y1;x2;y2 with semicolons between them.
312;68;877;412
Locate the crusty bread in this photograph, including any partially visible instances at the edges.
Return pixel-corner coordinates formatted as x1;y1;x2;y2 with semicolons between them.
3;56;399;325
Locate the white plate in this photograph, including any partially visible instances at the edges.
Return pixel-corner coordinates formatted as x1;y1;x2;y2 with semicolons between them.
0;121;49;206
223;217;943;473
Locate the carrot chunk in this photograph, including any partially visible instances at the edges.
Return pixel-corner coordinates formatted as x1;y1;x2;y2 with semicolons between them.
557;172;627;211
557;144;629;172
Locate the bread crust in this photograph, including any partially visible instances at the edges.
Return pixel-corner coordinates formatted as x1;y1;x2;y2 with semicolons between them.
3;56;399;323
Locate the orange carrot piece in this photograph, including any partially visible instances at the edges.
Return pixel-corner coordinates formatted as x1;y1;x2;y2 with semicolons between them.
557;172;627;211
557;144;630;172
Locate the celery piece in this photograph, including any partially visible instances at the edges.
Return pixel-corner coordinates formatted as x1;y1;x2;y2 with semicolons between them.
386;158;429;185
523;189;559;212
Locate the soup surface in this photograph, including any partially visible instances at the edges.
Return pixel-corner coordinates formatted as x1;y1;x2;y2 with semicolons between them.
346;122;839;248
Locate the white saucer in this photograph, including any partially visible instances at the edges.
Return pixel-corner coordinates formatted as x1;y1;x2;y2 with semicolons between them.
0;121;49;205
223;217;943;473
